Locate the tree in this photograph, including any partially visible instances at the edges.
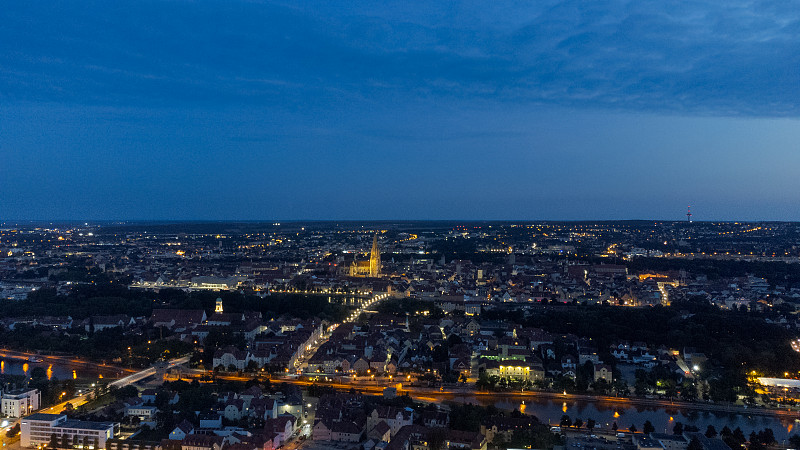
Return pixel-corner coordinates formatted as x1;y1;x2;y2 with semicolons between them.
635;379;649;397
579;361;595;381
592;379;611;395
560;415;572;428
573;418;583;429
663;379;678;399
672;422;684;436
476;372;491;390
612;422;618;432
681;380;698;401
788;434;800;449
709;376;737;403
630;424;637;433
757;428;775;445
586;419;596;431
643;421;655;434
113;385;139;401
613;380;630;397
6;424;20;438
705;425;718;438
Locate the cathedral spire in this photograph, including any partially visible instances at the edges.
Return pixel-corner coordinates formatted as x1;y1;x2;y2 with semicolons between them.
369;233;381;277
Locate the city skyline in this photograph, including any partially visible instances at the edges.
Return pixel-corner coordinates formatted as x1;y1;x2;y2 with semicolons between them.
2;211;800;447
2;1;800;221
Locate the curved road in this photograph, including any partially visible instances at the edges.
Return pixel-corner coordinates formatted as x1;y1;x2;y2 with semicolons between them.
31;356;190;416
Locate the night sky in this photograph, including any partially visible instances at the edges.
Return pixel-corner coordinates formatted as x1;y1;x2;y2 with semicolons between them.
2;1;799;221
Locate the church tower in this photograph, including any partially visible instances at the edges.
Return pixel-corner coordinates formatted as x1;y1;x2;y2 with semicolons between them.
215;297;224;313
369;233;381;277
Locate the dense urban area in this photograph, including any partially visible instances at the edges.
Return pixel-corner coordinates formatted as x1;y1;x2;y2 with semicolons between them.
1;221;800;450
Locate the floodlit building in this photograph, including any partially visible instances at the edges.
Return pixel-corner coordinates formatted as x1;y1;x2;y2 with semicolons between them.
349;234;381;277
485;361;545;382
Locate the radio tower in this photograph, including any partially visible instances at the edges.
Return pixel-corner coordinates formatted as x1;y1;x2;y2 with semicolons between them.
686;206;692;223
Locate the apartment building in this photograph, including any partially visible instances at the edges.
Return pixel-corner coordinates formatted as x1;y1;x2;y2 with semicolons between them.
2;388;40;418
21;413;118;449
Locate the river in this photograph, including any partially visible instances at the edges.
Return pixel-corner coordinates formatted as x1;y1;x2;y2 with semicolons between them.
5;356;797;441
0;357;122;381
448;394;799;441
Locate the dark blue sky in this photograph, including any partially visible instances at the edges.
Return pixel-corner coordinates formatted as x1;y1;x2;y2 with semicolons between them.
2;1;799;220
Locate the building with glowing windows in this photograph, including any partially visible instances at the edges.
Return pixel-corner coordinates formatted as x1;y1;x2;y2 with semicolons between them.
1;388;40;418
21;413;118;449
484;360;545;382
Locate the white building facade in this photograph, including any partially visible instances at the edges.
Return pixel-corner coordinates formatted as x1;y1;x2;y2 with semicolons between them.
2;389;40;418
21;413;117;449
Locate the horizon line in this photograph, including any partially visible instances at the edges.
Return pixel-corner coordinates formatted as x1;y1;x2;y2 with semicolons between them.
1;218;792;224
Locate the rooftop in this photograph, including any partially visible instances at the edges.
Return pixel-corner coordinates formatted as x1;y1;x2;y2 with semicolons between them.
23;413;64;422
5;388;38;397
59;420;117;431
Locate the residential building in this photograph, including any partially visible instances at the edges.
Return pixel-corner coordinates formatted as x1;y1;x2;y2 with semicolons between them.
2;388;40;418
21;413;117;449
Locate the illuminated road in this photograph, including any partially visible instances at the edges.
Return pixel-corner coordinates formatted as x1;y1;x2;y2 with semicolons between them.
190;372;800;421
111;356;190;387
293;293;391;371
35;356;191;415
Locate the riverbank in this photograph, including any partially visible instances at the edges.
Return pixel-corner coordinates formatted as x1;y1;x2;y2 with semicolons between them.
259;375;799;421
200;372;799;440
466;389;798;420
0;348;132;379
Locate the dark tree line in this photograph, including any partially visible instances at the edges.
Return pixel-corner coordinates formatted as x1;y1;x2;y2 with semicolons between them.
2;284;354;323
484;300;800;380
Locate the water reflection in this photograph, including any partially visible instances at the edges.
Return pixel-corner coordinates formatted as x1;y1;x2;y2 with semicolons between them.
450;395;797;440
0;358;111;380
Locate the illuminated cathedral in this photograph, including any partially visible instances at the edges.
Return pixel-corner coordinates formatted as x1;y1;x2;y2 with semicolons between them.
349;233;381;277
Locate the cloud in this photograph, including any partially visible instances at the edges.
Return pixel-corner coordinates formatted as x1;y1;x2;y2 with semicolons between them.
1;0;798;115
